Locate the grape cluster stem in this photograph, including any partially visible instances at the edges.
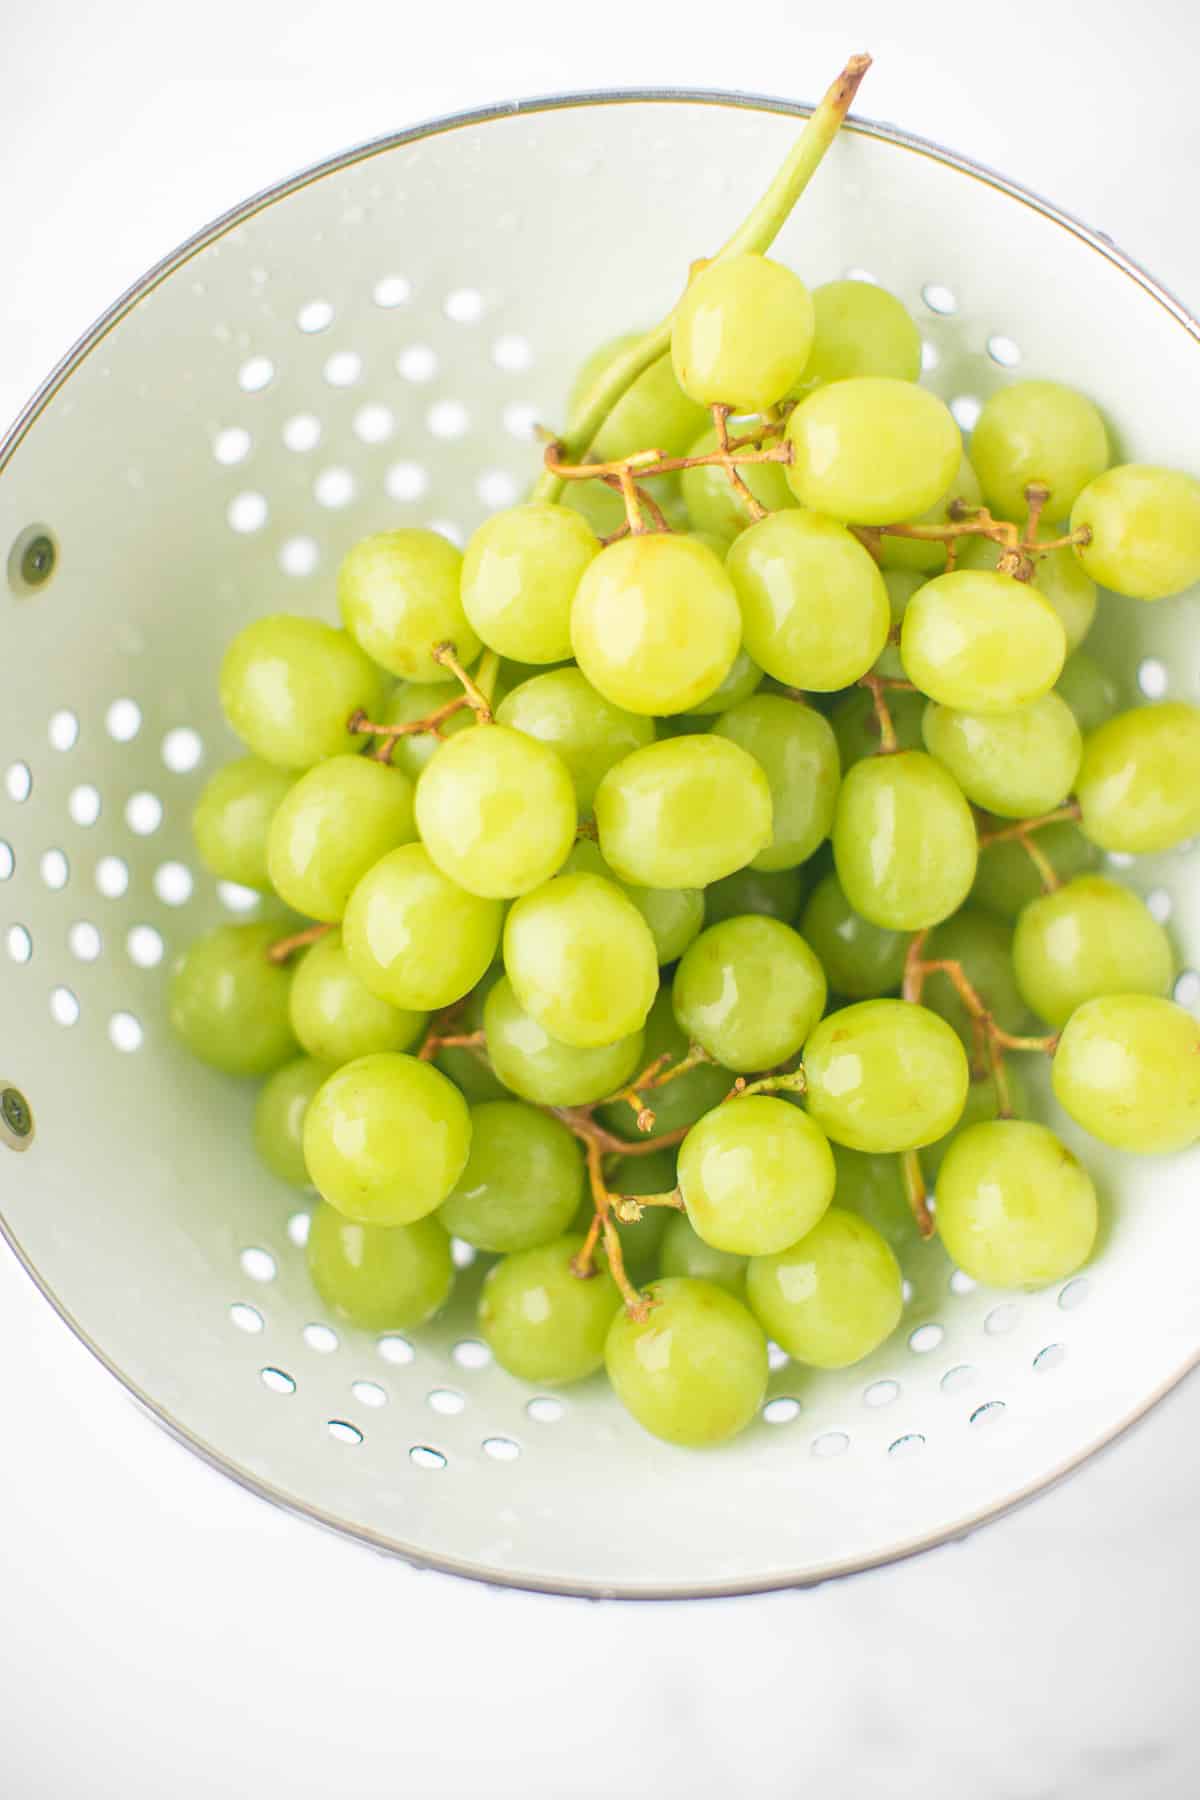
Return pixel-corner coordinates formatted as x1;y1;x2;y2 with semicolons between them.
977;800;1082;895
265;920;333;965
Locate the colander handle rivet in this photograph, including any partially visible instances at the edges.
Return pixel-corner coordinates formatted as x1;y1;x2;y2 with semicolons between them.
0;1085;34;1151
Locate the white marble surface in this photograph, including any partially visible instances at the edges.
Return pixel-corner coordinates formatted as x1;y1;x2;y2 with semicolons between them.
2;2;1199;1793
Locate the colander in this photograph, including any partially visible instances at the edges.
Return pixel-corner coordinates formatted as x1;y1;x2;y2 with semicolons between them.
3;88;1200;1601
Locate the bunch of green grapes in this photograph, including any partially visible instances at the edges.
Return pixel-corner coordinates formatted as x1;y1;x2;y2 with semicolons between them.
170;153;1200;1454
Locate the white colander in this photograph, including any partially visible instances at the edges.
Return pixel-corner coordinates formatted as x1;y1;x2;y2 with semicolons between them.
3;89;1200;1600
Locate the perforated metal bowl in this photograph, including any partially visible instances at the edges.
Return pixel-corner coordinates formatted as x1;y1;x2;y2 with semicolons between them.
3;90;1200;1599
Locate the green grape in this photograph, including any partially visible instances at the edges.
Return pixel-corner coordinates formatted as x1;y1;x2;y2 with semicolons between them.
922;910;1031;1049
673;916;826;1072
727;510;889;690
495;667;655;814
253;1055;335;1186
682;647;763;716
266;754;416;923
785;378;962;525
670;253;815;411
746;1207;903;1368
793;279;921;395
970;818;1098;920
289;929;427;1063
879;454;984;577
595;736;773;889
1053;994;1200;1153
569;334;709;463
483;975;644;1107
800;870;907;999
711;695;840;871
901;570;1066;711
971;380;1109;522
564;841;703;966
308;1203;454;1329
437;1100;583;1253
955;532;1097;652
678;1095;834;1255
678;426;796;544
479;1234;621;1384
833;750;977;930
603;1146;678;1283
460;502;599;664
803;999;969;1152
605;1277;768;1446
923;1061;1032;1184
1055;650;1122;737
935;1120;1098;1287
597;987;731;1144
433;966;509;1104
1076;703;1200;852
922;692;1082;819
1071;463;1200;600
343;842;503;1011
373;679;476;781
1012;875;1174;1028
415;724;577;898
830;1145;914;1252
169;920;296;1077
874;568;926;677
338;528;479;683
302;1052;471;1224
571;534;741;716
830;685;926;770
659;1213;747;1297
193;757;293;890
503;871;659;1048
704;864;808;928
219;616;385;771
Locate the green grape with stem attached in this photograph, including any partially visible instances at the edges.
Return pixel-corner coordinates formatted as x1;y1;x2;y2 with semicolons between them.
595;735;773;890
745;1207;903;1367
704;863;809;929
480;1234;621;1385
955;532;1097;653
437;1100;584;1253
495;666;655;814
266;754;416;922
833;750;977;930
338;528;479;683
343;843;503;1012
461;502;600;664
169;920;297;1077
901;569;1066;711
1053;994;1200;1153
727;510;890;691
568;333;709;463
671;253;815;411
922;692;1082;820
564;840;704;966
1071;464;1200;601
673;915;826;1072
678;426;797;544
602;1146;679;1284
415;724;577;898
682;647;763;716
935;1120;1098;1288
803;998;969;1152
1076;702;1200;852
785;378;962;524
302;1052;471;1224
792;279;921;395
571;534;741;716
830;685;926;770
922;910;1032;1050
659;1213;747;1298
605;1277;768;1446
1012;875;1174;1028
879;455;983;577
433;966;510;1105
597;987;731;1145
923;1061;1032;1184
503;871;659;1049
219;617;386;771
373;679;477;780
483;975;645;1108
288;929;428;1064
711;694;840;871
970;817;1099;921
253;1055;336;1186
193;757;294;890
307;1203;454;1330
971;380;1109;522
1055;650;1122;737
800;870;908;999
678;1095;834;1256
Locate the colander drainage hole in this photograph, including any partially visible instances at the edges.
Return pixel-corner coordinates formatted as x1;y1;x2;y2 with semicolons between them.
96;857;129;899
351;1381;387;1409
970;1400;1007;1427
105;698;141;743
427;1388;465;1416
261;1367;295;1395
373;275;411;309
762;1397;800;1425
127;924;164;968
1058;1277;1090;1310
154;862;193;906
908;1323;944;1354
922;282;957;314
811;1431;850;1459
984;1303;1020;1335
297;300;334;334
450;1238;476;1269
108;1012;143;1052
69;785;101;827
940;1364;977;1394
410;1445;445;1469
386;461;429;502
4;762;32;803
492;334;532;372
303;1323;339;1354
1034;1343;1067;1372
283;414;322;453
328;1420;362;1445
230;1303;264;1333
48;710;79;751
444;287;483;324
863;1380;899;1408
452;1339;490;1370
888;1433;925;1458
0;841;13;880
526;1396;564;1424
125;792;163;836
482;1437;519;1462
378;1334;414;1365
287;1211;311;1247
50;986;79;1026
6;925;32;964
987;334;1021;366
162;727;204;773
397;345;437;383
240;1247;277;1283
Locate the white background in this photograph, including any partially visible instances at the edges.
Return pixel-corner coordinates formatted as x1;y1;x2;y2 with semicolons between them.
3;2;1199;1794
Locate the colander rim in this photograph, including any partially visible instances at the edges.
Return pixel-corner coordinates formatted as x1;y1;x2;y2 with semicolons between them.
2;86;1198;1600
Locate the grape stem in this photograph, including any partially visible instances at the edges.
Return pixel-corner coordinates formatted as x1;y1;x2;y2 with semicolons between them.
712;403;769;522
541;424;791;493
858;673;901;755
264;920;333;964
604;1043;715;1134
612;1188;685;1223
351;694;470;763
901;1149;934;1239
431;642;495;724
573;1137;654;1319
531;53;872;502
726;1065;807;1101
977;801;1081;897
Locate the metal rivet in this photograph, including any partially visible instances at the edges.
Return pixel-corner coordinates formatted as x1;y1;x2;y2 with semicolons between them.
1;1084;34;1150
